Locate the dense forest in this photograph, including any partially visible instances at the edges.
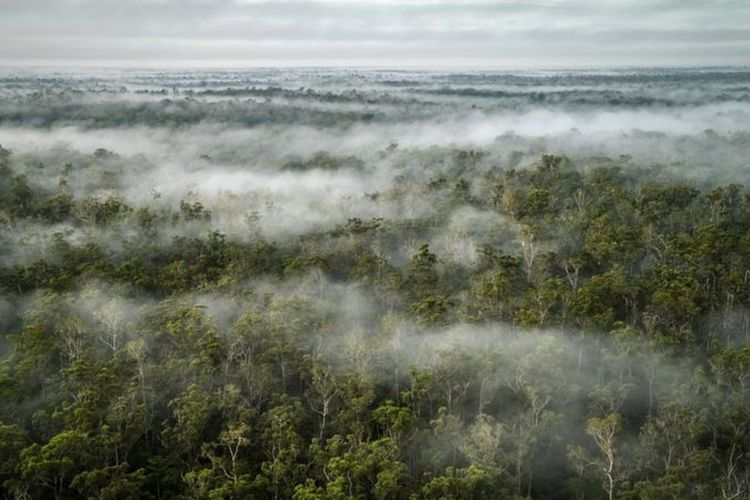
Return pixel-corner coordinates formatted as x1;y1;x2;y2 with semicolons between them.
0;68;749;499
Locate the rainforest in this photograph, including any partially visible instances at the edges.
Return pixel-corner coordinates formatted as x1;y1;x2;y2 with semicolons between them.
0;68;749;499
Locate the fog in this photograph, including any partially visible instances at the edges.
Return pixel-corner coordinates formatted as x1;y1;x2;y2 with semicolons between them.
1;68;749;499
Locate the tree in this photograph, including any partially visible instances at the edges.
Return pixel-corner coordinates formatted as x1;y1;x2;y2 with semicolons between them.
260;403;305;500
305;358;341;442
572;413;622;500
0;422;26;485
17;430;97;499
405;244;440;301
294;437;407;500
161;384;217;467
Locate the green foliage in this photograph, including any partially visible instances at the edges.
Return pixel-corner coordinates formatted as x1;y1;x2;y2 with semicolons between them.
1;136;750;499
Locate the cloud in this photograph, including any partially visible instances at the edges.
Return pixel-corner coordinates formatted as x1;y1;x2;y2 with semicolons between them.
0;0;748;67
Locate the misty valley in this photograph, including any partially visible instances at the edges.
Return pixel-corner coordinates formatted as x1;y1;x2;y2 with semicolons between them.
1;68;750;499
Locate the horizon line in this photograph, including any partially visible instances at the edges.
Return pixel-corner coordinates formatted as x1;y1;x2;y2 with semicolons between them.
1;61;749;73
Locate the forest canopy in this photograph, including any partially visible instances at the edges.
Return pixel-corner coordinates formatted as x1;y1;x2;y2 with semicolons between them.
0;68;749;499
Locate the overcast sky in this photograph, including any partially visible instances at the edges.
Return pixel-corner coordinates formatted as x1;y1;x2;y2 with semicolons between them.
1;0;748;68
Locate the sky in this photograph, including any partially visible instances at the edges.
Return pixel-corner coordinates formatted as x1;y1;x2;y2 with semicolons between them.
0;0;749;68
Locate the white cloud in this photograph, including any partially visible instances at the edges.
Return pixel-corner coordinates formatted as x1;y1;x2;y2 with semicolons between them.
0;0;747;66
